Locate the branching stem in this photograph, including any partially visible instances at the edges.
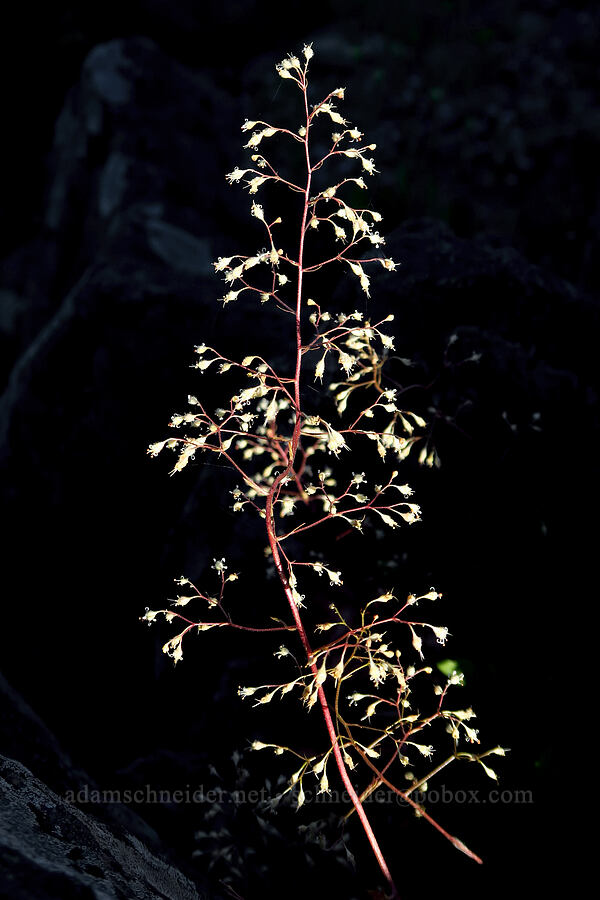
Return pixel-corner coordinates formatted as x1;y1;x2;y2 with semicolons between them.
263;63;399;900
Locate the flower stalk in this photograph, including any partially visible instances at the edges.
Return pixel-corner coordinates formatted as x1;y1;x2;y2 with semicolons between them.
144;44;503;898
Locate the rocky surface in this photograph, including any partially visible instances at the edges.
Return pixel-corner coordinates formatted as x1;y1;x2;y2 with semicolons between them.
0;755;202;900
0;35;237;385
0;668;229;899
0;671;160;851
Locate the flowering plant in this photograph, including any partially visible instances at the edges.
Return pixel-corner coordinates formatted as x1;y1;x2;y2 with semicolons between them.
143;45;504;897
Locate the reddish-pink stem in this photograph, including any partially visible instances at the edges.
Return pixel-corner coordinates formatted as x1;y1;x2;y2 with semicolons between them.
263;66;399;900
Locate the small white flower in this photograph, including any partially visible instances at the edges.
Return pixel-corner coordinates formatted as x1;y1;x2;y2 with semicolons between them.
361;157;377;175
348;692;369;705
247;176;267;193
221;290;242;305
238;686;258;698
147;441;167;457
225;263;244;283
432;625;449;644
369;659;387;685
412;743;434;757
410;627;423;657
141;609;158;622
213;257;234;272
226;168;249;183
318;772;330;794
279;497;296;517
326;427;348;456
348;261;370;297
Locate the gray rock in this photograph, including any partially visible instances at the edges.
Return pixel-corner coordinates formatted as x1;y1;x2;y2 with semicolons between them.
46;36;231;239
370;217;599;384
86;42;133;107
145;220;212;277
0;671;160;854
0;756;200;900
1;36;236;375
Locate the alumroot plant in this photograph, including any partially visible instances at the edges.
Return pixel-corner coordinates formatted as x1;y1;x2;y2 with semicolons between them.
143;45;505;898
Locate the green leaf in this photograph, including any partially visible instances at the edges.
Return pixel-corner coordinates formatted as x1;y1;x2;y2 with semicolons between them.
436;658;461;678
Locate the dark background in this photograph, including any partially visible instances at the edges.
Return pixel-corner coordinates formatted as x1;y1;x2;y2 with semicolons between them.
1;1;597;897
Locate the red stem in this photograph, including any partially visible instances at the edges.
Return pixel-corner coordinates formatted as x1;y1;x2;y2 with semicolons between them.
263;65;399;900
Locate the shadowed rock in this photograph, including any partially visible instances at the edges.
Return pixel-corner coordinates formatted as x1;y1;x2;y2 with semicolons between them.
0;755;202;900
